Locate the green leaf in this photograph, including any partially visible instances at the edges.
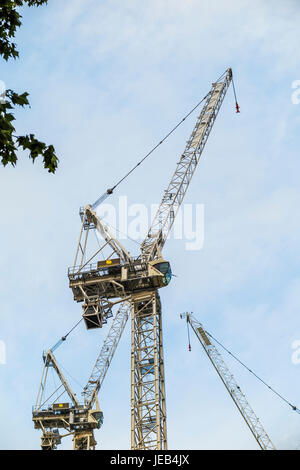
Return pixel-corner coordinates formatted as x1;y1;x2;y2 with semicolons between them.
0;0;59;173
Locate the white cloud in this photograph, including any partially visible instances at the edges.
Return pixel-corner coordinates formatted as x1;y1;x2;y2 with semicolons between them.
43;0;300;76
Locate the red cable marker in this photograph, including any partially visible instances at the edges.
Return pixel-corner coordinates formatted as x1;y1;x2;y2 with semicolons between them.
232;76;240;114
186;314;192;352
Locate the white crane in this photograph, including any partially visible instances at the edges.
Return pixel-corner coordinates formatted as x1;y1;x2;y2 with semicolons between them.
33;348;102;450
181;312;275;450
67;68;234;449
33;301;131;449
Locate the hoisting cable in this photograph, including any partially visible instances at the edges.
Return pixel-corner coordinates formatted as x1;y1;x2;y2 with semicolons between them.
50;366;60;402
204;328;300;415
186;317;192;352
91;68;238;210
91;90;214;210
101;218;142;248
55;358;85;391
50;318;83;353
232;76;240;113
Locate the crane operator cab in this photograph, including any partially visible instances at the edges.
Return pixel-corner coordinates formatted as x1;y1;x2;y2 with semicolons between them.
148;259;172;287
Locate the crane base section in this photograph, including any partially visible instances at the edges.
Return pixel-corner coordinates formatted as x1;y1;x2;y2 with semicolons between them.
41;430;61;450
131;290;167;450
73;431;97;450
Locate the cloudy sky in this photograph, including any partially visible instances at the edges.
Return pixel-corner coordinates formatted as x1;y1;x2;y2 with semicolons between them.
1;0;300;450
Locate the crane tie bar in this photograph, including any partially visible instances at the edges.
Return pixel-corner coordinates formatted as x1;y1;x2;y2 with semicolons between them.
91;85;223;209
91;68;239;210
50;318;83;353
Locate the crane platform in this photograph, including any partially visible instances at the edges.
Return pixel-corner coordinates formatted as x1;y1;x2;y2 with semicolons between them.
68;257;171;329
68;257;172;301
32;403;103;433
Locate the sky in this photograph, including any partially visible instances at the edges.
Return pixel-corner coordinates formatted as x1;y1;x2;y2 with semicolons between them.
0;0;300;450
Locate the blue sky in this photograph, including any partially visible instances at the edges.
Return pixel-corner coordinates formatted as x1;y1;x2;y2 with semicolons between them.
0;0;300;450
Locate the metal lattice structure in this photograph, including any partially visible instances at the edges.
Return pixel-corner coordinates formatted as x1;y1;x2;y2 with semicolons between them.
182;313;275;450
73;431;97;450
33;302;130;449
33;350;103;450
65;68;234;450
83;301;131;407
34;68;238;450
140;69;232;262
131;291;167;449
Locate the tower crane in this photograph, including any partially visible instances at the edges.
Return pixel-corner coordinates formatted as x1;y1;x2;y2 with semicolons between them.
32;301;131;449
181;313;276;450
67;68;234;449
32;347;102;450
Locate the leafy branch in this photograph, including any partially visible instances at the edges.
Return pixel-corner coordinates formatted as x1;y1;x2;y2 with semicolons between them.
0;0;59;173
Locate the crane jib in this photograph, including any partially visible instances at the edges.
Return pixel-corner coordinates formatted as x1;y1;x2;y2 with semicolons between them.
140;68;233;262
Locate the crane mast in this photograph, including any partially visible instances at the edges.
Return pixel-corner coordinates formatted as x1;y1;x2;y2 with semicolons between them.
181;313;275;450
130;69;233;449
